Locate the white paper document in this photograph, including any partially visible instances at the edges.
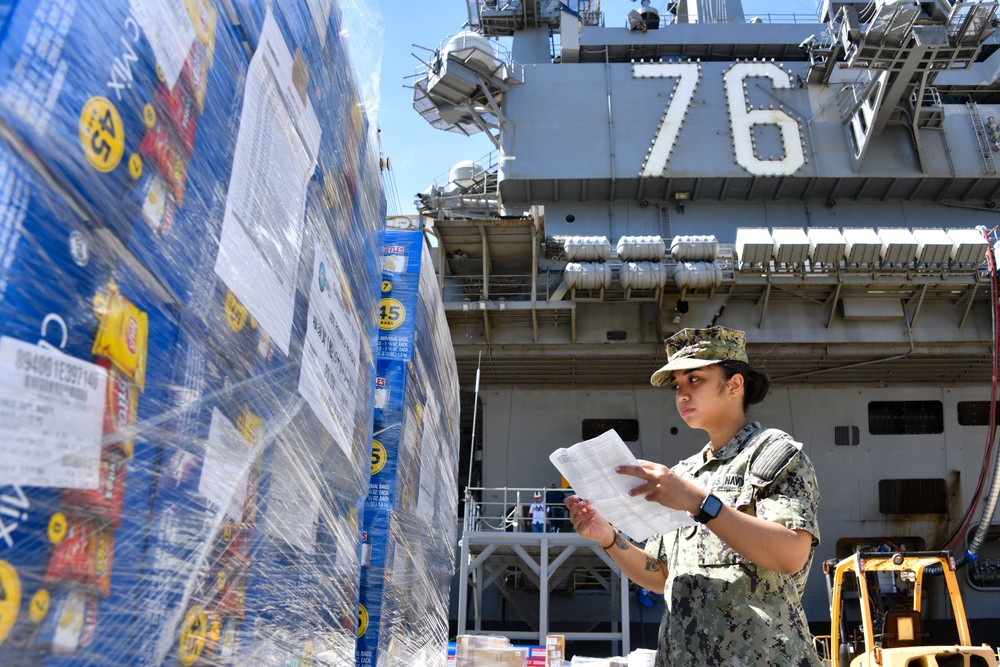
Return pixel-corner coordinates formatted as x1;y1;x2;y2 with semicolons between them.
298;242;362;453
200;408;252;511
549;429;695;542
215;8;321;354
261;440;320;553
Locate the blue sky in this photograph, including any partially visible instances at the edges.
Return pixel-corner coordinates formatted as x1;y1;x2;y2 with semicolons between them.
374;0;817;215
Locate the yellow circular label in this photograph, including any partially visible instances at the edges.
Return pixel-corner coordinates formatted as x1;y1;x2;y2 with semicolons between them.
224;291;248;332
379;298;405;331
0;560;21;646
223;520;234;542
143;103;157;128
79;97;125;173
155;62;165;83
370;439;386;476
381;280;391;293
128;153;143;179
178;606;207;666
29;589;50;624
48;513;68;544
357;604;369;638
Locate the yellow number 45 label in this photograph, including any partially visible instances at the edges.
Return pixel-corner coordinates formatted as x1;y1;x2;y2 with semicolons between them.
79;97;125;173
379;298;405;331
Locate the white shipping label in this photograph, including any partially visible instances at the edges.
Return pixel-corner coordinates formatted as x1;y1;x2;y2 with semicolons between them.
199;407;252;511
214;8;321;354
0;337;107;489
298;242;362;453
416;391;441;517
129;0;197;89
261;440;320;552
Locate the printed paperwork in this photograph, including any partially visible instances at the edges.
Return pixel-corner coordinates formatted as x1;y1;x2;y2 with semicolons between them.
549;429;695;542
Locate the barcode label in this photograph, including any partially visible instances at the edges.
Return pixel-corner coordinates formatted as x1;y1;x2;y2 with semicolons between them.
24;374;89;401
0;337;107;489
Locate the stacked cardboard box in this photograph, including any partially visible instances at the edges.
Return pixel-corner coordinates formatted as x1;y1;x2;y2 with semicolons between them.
455;635;529;667
0;0;393;665
547;634;567;667
357;229;461;666
0;137;181;663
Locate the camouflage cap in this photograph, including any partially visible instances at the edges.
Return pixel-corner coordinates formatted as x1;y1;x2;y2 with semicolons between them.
650;326;748;387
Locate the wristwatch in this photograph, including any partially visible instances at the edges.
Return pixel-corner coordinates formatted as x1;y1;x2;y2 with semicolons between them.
694;493;723;524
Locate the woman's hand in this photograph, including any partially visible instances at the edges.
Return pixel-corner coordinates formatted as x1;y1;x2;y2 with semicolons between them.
568;494;671;591
565;495;614;547
618;461;813;574
616;460;704;514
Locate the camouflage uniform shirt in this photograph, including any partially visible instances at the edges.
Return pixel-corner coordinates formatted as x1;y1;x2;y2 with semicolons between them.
644;422;822;667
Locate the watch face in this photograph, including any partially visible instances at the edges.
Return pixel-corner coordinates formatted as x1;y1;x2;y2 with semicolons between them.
703;494;723;517
697;493;724;523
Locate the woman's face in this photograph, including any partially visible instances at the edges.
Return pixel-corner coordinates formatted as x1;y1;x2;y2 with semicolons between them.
668;364;737;430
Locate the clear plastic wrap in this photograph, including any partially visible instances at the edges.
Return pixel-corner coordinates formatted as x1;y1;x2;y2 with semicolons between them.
0;1;406;665
0;138;186;664
358;230;461;667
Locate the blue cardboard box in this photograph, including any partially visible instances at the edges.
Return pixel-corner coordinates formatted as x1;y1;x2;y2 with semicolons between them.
0;140;180;665
134;332;265;667
0;0;249;306
240;414;360;667
221;0;384;305
358;234;462;667
378;231;424;361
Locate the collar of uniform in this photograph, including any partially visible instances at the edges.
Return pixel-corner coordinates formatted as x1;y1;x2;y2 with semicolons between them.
699;421;762;463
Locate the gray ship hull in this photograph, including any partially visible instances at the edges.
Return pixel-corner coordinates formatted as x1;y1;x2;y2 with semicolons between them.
410;0;1000;654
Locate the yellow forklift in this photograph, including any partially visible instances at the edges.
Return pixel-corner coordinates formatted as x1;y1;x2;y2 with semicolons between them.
815;551;998;667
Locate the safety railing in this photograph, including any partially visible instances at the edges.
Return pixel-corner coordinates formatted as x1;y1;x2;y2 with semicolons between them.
463;486;576;533
651;13;821;27
443;273;563;304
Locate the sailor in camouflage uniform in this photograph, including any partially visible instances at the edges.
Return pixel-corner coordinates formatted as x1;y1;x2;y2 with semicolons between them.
567;326;822;667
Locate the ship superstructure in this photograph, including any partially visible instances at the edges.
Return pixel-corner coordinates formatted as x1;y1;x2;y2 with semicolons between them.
413;0;1000;653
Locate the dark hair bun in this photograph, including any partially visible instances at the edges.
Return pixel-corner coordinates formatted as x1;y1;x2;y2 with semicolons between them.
717;359;770;407
744;368;770;405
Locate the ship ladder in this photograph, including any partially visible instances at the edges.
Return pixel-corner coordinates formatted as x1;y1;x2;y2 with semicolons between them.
967;101;997;174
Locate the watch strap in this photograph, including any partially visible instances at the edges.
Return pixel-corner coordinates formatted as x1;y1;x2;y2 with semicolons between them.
695;493;722;524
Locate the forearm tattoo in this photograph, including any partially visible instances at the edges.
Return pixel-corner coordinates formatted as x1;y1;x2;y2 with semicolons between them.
613;530;630;551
